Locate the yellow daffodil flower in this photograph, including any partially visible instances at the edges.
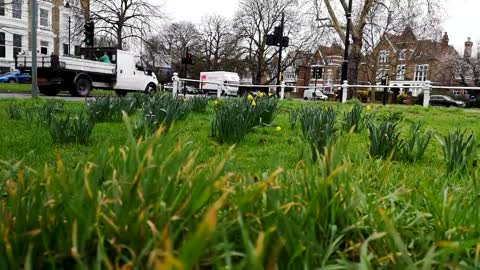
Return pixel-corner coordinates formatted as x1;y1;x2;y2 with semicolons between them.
247;94;254;100
366;105;372;111
252;100;257;106
275;126;282;131
258;91;264;97
214;100;219;105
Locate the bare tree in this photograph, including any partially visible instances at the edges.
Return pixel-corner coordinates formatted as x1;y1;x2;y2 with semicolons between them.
313;0;444;83
199;15;232;71
90;0;162;50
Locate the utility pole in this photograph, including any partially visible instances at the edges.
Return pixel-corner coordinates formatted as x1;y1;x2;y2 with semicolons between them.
31;0;38;98
68;16;71;55
276;12;285;96
340;0;353;102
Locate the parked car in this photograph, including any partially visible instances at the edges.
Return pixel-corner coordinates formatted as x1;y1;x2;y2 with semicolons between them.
429;95;465;107
303;88;328;101
0;70;31;83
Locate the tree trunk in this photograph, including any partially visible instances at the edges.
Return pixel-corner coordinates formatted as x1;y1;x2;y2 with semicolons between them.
117;26;123;50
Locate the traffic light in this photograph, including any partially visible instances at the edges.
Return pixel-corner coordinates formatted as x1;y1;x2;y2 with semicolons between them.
84;20;94;47
182;52;193;65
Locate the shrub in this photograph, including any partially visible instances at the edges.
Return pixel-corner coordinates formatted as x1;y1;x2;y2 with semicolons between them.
368;120;402;159
342;102;365;132
436;129;476;175
189;96;210;113
396;93;408;104
211;98;258;144
397;121;433;162
87;96;137;122
5;102;22;119
299;106;337;161
49;111;95;144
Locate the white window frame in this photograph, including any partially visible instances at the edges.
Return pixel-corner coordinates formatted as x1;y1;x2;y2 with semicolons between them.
378;50;389;64
414;64;429;81
376;68;388;81
396;65;406;80
40;8;49;27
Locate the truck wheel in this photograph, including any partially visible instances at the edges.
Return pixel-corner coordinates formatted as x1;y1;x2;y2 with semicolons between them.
73;78;92;97
145;83;156;94
39;86;60;96
116;90;128;97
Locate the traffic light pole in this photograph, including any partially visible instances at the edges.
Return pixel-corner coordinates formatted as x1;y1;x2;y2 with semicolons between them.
340;0;353;102
184;47;188;96
31;0;38;98
276;12;284;97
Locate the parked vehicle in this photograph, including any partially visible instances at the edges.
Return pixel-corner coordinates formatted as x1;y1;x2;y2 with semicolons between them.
429;95;465;107
200;71;240;96
303;88;328;101
16;47;158;97
0;70;31;83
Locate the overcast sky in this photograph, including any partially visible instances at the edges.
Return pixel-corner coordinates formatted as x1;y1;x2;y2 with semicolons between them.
165;0;478;53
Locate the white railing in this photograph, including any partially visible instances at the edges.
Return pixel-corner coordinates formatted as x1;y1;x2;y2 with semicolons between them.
172;72;480;108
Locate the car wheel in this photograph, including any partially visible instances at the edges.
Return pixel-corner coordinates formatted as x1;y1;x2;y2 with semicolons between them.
73;78;92;97
304;97;308;100
8;79;16;84
145;83;156;94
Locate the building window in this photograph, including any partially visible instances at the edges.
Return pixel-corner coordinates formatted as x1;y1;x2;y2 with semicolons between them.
452;89;460;95
0;0;5;16
63;44;69;55
40;41;48;55
378;50;389;63
0;32;4;58
414;64;428;81
396;65;406;80
74;45;80;56
399;49;407;60
376;68;387;81
13;34;21;57
12;0;21;19
40;9;49;27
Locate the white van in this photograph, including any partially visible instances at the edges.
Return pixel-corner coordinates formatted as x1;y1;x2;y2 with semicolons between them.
200;71;240;96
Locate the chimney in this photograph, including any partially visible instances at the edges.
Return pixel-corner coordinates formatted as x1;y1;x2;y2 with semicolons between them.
464;37;473;58
441;32;449;52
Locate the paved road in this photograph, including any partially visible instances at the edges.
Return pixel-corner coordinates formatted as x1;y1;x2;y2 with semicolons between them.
0;92;96;101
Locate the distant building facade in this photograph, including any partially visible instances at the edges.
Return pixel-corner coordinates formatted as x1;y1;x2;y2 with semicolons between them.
0;0;88;73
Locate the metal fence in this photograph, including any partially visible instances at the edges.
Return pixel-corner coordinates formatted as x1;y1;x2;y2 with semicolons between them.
171;72;480;108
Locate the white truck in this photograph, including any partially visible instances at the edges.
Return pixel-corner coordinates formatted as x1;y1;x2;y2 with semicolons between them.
16;48;158;97
200;71;240;96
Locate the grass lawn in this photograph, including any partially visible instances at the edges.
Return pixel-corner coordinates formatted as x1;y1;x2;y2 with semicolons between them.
0;83;115;96
1;97;480;268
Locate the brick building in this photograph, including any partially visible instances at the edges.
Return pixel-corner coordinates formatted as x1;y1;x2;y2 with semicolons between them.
0;0;88;73
285;44;344;97
360;27;459;96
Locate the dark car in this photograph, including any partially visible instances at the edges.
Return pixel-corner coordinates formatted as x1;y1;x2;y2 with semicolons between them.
0;70;31;83
429;95;465;107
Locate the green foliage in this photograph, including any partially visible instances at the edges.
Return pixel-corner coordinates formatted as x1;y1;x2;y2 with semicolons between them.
253;96;280;125
135;93;191;136
87;96;138;122
374;110;404;123
211;98;258;144
342;102;366;132
38;99;65;127
368;120;401;159
396;93;408;104
49;111;95;144
397;121;433;162
189;96;210;113
5;102;22;119
299;106;337;161
289;109;298;129
436;128;476;175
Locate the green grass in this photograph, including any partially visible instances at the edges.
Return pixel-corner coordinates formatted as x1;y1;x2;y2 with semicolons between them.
2;99;480;268
0;83;115;96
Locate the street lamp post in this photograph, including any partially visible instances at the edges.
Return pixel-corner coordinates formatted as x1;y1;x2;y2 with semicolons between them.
339;0;353;102
31;0;38;98
68;16;71;55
